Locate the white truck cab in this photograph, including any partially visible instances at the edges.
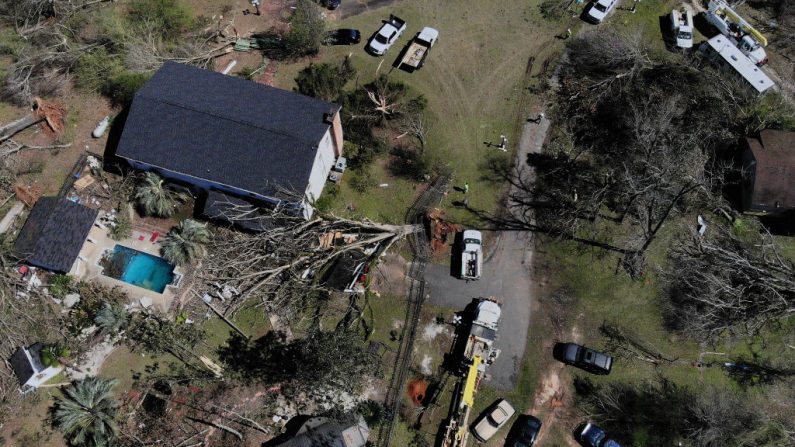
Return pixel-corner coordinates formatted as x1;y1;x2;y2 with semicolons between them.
460;230;483;280
671;5;694;49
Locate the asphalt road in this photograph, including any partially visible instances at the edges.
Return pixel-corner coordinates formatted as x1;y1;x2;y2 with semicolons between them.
425;117;550;390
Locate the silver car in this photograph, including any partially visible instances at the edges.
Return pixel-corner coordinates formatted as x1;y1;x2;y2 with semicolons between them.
471;399;516;442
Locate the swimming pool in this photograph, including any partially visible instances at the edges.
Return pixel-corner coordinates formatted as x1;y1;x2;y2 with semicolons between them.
102;245;175;293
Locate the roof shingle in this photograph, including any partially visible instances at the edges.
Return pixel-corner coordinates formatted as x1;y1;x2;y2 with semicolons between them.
116;61;341;197
14;197;98;273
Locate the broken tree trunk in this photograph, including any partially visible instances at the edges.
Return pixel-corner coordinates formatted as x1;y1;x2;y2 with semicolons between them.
0;98;66;143
0;114;41;142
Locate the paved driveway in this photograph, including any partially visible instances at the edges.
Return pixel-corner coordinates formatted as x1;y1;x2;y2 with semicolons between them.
425;231;533;390
425;118;550;390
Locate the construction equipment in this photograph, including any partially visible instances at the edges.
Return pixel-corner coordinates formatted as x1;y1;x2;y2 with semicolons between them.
705;0;768;65
441;298;502;447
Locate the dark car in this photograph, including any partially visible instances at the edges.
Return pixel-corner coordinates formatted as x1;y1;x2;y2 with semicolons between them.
576;422;622;447
556;343;613;375
506;415;542;447
323;29;361;45
321;0;341;9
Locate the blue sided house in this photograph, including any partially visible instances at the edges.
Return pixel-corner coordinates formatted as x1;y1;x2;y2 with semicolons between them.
114;61;344;220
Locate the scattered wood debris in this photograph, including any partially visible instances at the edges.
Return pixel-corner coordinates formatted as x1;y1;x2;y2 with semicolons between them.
427;208;461;257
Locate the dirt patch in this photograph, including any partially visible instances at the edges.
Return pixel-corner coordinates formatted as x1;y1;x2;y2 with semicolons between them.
371;252;408;297
407;378;428;406
422;322;448;341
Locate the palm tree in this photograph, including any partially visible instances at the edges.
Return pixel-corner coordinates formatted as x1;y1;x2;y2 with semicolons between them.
94;302;129;336
134;172;178;217
161;219;211;266
54;377;119;447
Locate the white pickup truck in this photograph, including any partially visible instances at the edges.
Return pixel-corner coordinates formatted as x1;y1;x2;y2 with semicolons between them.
460;230;483;280
398;27;439;71
367;15;407;56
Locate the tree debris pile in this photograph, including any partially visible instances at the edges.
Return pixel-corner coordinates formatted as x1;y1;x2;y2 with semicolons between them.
663;220;795;338
200;214;417;319
0;249;66;424
427;208;461;257
495;28;792;276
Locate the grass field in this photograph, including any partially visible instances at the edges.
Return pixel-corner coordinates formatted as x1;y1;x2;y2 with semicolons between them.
272;0;575;224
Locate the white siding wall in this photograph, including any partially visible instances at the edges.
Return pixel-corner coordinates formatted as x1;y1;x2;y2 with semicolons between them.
304;130;336;218
26;366;62;388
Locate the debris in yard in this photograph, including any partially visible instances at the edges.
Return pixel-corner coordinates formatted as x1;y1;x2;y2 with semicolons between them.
318;231;358;249
0;97;66;142
73;175;96;191
427;208;462;257
14;183;42;206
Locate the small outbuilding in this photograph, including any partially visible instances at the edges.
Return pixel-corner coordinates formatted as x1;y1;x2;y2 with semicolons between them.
13;197;98;273
9;343;63;392
276;416;370;447
741;129;795;216
115;61;344;219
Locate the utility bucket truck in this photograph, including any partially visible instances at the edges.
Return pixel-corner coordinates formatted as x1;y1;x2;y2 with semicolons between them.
460;230;483;280
671;4;694;49
705;0;768;65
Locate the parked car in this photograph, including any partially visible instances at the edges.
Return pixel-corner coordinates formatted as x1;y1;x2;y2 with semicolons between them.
506;415;542;447
323;29;361;45
366;14;406;55
576;422;623;447
586;0;618;23
555;343;613;375
471;399;515;442
321;0;341;10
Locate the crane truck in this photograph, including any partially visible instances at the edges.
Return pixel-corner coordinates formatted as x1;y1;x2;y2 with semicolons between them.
441;298;502;447
705;0;768;65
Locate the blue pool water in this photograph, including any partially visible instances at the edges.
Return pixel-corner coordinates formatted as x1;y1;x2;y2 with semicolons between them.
108;245;175;293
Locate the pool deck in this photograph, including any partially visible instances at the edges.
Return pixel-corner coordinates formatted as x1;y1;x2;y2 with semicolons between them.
70;222;180;313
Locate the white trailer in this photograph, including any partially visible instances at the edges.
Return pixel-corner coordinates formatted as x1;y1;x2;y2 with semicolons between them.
700;35;774;94
460;230;483;280
670;4;694;49
705;0;768;65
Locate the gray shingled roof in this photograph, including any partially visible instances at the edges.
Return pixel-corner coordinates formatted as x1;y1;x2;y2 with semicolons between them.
9;347;34;385
14;197;98;273
277;417;369;447
9;343;46;386
116;61;341;197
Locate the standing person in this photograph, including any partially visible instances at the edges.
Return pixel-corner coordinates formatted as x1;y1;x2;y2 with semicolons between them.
250;0;261;16
463;181;470;195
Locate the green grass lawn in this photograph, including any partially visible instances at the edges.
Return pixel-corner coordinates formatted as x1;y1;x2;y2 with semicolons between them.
272;0;570;224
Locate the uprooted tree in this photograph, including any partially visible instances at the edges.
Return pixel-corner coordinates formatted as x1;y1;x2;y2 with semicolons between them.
575;376;795;446
197;197;418;320
662;219;795;339
484;29;774;275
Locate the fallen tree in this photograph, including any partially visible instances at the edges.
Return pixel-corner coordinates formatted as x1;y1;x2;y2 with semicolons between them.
662;219;795;338
198;202;418;319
